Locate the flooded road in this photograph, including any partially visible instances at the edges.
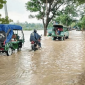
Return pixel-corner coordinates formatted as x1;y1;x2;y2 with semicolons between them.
0;30;85;85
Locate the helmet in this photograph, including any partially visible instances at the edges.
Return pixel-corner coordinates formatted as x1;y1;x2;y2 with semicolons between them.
34;29;37;33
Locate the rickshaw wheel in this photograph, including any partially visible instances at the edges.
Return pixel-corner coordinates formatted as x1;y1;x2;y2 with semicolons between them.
53;37;56;40
58;37;61;41
63;36;65;40
66;36;69;39
6;48;12;56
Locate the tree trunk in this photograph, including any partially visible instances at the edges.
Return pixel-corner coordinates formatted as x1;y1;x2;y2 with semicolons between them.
42;19;48;36
44;26;47;36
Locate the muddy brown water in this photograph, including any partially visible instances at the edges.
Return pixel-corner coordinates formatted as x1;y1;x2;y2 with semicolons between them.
0;30;85;85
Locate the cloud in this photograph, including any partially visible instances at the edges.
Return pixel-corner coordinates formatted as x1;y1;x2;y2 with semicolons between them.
8;11;42;23
7;0;27;13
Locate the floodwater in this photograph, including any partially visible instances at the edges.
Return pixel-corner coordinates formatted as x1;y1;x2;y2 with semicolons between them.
0;30;85;85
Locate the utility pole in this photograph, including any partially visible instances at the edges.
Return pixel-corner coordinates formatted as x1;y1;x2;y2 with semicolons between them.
4;0;8;17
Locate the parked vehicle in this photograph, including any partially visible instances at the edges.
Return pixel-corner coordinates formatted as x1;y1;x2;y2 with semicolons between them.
51;25;69;41
0;24;25;56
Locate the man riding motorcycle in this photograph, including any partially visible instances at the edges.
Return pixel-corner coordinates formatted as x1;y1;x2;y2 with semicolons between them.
30;29;41;50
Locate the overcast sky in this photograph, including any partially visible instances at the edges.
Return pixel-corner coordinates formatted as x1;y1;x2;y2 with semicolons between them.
0;0;42;23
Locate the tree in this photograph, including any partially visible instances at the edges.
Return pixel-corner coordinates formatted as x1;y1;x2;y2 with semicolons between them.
0;0;13;24
0;15;13;24
26;0;77;36
80;16;85;29
55;4;78;26
75;0;85;4
0;0;6;9
74;3;85;29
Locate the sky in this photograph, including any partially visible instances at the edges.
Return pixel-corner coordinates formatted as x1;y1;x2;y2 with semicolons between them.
0;0;42;23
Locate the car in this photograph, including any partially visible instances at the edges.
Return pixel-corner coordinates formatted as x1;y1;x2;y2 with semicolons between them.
51;25;69;41
0;24;25;56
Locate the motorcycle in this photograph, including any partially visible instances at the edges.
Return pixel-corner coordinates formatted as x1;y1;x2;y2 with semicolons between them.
31;35;42;51
31;41;37;51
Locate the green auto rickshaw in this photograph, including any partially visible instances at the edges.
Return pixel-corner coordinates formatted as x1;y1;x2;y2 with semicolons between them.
0;24;25;56
51;25;69;41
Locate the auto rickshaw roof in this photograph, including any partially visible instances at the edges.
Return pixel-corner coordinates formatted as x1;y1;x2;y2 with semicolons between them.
0;24;22;33
53;25;63;28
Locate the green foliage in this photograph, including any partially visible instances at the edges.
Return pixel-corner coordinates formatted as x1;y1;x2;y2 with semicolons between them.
76;22;82;28
76;16;85;29
0;0;6;9
26;0;41;12
14;22;43;30
0;0;13;24
0;15;13;24
55;4;78;26
71;22;76;27
80;16;85;28
76;0;85;4
41;0;53;3
63;5;77;17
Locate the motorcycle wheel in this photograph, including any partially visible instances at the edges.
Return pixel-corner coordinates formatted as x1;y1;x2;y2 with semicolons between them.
31;44;36;51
